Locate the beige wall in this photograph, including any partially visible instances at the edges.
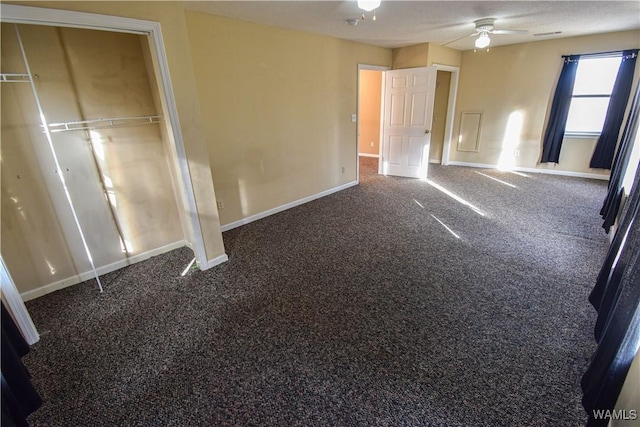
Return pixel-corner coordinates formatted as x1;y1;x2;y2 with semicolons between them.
428;44;462;68
1;24;184;294
392;43;461;69
9;1;227;263
393;43;429;69
451;30;640;175
184;11;392;226
358;70;383;156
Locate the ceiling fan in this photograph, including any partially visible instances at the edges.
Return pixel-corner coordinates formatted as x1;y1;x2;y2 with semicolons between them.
444;18;528;49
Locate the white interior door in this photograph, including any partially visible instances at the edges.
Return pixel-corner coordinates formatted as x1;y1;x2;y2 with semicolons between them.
381;67;436;178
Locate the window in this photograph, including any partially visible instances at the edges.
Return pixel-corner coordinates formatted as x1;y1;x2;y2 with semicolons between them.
565;56;621;136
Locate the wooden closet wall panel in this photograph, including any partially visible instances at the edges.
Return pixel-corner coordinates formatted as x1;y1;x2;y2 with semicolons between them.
56;27;183;255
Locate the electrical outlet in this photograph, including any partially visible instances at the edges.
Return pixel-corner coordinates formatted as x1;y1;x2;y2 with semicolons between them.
370;141;374;147
216;200;224;209
514;149;520;157
341;166;345;174
351;114;357;123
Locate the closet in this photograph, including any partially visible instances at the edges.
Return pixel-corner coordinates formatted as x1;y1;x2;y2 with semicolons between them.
1;23;188;299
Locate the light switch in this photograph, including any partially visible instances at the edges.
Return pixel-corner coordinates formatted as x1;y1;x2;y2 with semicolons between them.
351;113;357;123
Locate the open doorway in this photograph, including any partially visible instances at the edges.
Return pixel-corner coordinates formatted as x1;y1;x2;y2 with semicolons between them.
357;64;459;182
357;65;387;182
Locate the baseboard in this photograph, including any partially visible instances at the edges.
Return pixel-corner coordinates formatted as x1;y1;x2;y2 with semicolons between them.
515;166;609;180
446;161;609;180
447;161;496;169
359;153;379;158
203;253;229;270
20;240;188;301
221;180;358;232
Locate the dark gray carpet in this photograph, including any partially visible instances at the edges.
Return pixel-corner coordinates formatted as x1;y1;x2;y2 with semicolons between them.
24;157;610;426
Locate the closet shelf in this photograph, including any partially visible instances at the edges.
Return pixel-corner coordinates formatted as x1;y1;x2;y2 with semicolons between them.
1;73;30;83
45;115;163;133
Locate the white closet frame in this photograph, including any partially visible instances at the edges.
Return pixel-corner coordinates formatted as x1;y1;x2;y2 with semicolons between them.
0;4;211;344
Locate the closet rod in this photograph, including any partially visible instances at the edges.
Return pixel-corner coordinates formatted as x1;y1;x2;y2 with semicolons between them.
1;73;31;82
46;115;162;133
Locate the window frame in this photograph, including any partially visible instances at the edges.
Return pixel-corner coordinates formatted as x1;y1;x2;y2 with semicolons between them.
564;55;621;138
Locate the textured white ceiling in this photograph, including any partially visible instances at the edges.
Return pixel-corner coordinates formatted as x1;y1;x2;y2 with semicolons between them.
183;1;640;50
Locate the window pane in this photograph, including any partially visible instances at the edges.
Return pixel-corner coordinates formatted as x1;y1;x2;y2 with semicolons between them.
565;97;611;133
573;57;621;95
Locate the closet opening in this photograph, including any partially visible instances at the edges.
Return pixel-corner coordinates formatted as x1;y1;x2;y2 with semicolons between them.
1;22;196;306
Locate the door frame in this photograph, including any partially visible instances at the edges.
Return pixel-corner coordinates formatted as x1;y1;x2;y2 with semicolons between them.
1;257;39;344
356;64;390;183
0;4;209;342
432;63;460;166
356;63;459;179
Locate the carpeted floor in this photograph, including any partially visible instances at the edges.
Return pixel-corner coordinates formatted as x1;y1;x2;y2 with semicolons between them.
24;157;610;426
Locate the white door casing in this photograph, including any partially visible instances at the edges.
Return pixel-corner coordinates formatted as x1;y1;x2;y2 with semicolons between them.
1;256;39;344
381;67;436;179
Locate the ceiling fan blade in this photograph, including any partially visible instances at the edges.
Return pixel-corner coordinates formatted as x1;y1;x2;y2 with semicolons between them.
442;32;479;46
491;29;528;35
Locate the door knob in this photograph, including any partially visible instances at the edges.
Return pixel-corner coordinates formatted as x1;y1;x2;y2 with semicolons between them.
425;129;431;134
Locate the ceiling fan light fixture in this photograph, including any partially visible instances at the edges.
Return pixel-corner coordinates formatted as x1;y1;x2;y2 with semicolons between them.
357;0;381;12
475;33;491;49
